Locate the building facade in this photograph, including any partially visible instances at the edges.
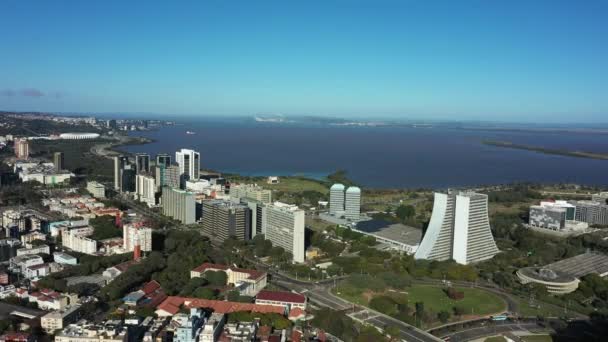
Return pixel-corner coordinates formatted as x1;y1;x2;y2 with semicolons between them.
329;183;345;216
162;187;196;224
123;224;152;253
135;153;151;174
263;202;305;263
229;184;272;204
136;174;157;207
415;191;499;265
113;156;129;191
86;181;106;199
573;200;608;226
155;153;172;167
345;186;361;221
201;200;251;242
53;152;64;172
175;149;200;181
14;138;29;159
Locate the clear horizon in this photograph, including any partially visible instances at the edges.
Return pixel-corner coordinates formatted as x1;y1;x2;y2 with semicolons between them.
1;1;607;122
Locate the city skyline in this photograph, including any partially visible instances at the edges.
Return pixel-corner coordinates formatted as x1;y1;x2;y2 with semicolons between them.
1;1;607;122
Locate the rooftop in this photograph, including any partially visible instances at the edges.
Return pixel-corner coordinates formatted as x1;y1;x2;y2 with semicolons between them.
546;252;608;278
157;297;284;316
191;263;266;281
518;267;577;283
256;290;306;304
355;220;422;246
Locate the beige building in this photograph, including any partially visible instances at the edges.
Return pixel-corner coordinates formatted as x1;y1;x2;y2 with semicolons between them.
229;184;272;204
191;263;267;296
86;181;106;199
41;305;82;332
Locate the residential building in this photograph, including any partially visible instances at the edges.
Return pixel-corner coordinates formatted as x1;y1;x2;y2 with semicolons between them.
414;191;499;265
155;164;182;190
329;183;345;216
54;252;78;265
86;181;106;198
62;227;97;254
53;152;64;172
239;198;265;238
136;174;157;207
229;184;272;204
16;244;50;256
10;254;44;274
255;290;307;310
173;309;205;342
191;263;267;296
263;202;305;263
113;156;129;191
41;305;82;332
14;138;29;159
162;187;196;224
135;153;151;174
572;200;608;226
201;200;251;242
155;153;172;167
123;224;153;252
345;186;361;221
175;149;200;181
120;164;136;193
54;321;128;342
200;313;226;342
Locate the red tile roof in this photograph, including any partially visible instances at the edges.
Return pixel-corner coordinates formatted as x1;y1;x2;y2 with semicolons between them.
289;308;306;320
291;330;302;342
256;290;306;304
191;263;266;281
156;296;285;316
142;280;161;295
113;260;138;272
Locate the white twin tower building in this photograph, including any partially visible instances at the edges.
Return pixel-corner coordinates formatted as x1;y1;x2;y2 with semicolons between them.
414;191;499;265
330;183;361;221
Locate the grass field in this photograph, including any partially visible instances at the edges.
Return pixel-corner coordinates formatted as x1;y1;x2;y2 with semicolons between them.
335;285;506;318
520;335;553;342
517;298;567;318
484;337;507;342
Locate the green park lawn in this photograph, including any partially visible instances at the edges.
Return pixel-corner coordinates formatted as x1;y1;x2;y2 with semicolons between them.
517;298;568;318
484;337;507;342
520;335;553;342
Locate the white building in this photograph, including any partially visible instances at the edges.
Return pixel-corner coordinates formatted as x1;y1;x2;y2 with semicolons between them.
62;227;98;255
175;149;200;181
123;224;152;252
16;244;50;256
415;191;499;265
345;186;361;221
263;202;305;263
54;252;78;265
229;184;272;204
329;183;345;216
136;174;157;207
86;181;106;199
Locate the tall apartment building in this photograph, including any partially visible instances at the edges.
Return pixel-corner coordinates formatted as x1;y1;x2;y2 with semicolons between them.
135;153;151;174
113;156;129;191
415;191;499;265
155;153;172;167
61;227;97;255
201;200;251;242
345;186;361;221
239;199;265;238
53;152;65;172
162;187;196;224
229;184;272;204
572;200;608;226
155;164;181;190
329;183;345;216
14;138;29;159
123;224;152;252
120;165;136;193
263;202;305;263
175;149;200;181
86;181;106;199
136;174;157;207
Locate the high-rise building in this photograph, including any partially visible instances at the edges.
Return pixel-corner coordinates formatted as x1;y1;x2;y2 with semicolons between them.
229;184;272;204
135;153;151;174
263;202;305;263
201;200;251;242
61;227;97;255
329;183;345;216
120;165;136;193
155;164;182;190
345;186;361;221
14;138;29;159
175;149;200;181
572;200;608;226
136;174;157;207
162;187;196;224
155;153;172;167
123;224;152;253
86;181;106;199
113;156;129;191
415;191;499;265
239;199;265;238
53;152;64;172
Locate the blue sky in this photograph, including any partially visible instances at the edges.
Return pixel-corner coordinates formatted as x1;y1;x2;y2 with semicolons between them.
1;0;607;122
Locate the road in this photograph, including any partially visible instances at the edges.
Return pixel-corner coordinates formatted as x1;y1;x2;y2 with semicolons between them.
441;322;549;342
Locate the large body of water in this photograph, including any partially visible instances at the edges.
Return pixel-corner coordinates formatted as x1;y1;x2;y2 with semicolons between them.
120;119;608;189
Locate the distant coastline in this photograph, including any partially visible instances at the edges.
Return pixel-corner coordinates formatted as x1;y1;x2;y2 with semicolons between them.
483;140;608;160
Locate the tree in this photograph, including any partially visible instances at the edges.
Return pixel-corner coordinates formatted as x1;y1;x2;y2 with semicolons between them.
370;296;397;316
415;302;425;327
453;305;466;317
396;205;415;221
437;310;451;323
204;271;227;286
192;288;217;300
384;325;401;341
226;290;240;302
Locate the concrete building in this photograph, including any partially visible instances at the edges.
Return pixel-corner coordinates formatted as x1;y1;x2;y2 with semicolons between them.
200;313;226;342
62;227;97;255
201;200;251;242
191;263;267;296
354;220;421;254
175;149;200;181
54;252;78;265
162;187;196;224
86;181;106;199
54;321;127;342
41;305;82;332
53;152;64;172
329;183;345;216
264;202;305;263
120;164;136;193
173;309;205;342
135;153;151;174
155;164;181;190
113;156;129;191
155;153;172;167
516;267;579;294
415;191;499;265
239;198;265;238
14;138;29;159
136;174;157;207
123;224;152;253
572;200;608;226
529;203;567;230
229;184;272;204
345;186;361;221
255;290;307;310
591;192;608;204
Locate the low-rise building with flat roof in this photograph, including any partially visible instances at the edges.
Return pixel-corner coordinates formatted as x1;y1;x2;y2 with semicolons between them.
516;267;579;294
354;220;421;254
